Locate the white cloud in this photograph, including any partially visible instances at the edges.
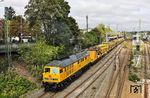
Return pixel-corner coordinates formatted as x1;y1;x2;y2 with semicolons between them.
67;0;150;31
0;0;150;31
0;0;28;17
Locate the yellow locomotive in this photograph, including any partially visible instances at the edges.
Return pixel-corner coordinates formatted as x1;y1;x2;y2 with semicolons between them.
42;38;124;91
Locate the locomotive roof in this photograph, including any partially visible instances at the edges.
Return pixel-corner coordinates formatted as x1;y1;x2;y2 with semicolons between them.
46;50;89;68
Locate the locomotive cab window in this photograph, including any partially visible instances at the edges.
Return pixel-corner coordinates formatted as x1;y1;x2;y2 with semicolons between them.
45;68;50;73
60;69;63;73
72;64;74;68
85;57;87;60
78;61;80;64
64;68;66;71
82;58;84;62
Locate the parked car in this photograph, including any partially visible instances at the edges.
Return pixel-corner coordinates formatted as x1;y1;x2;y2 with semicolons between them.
11;37;19;43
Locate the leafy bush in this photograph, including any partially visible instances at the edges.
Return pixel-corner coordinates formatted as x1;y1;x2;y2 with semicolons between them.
81;31;99;48
128;73;140;82
128;61;133;68
18;40;64;80
19;40;61;65
0;58;7;73
132;66;138;72
0;69;36;97
123;42;128;48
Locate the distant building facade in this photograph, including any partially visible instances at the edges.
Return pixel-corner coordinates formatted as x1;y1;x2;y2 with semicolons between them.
80;28;93;33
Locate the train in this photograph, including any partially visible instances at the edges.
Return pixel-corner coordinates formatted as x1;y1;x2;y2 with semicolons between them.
42;38;124;91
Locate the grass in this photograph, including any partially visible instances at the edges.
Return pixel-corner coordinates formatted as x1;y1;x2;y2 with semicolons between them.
128;72;140;82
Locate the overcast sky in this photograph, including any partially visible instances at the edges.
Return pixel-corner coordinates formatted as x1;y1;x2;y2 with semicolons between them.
0;0;150;31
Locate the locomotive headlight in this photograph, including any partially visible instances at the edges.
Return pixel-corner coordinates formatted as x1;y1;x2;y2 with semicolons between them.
44;78;49;80
53;78;58;80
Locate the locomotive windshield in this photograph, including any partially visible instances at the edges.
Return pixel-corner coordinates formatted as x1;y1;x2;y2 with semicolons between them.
52;68;59;74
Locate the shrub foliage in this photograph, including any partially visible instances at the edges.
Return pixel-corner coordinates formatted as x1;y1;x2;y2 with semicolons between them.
128;72;140;82
19;40;62;65
0;69;36;97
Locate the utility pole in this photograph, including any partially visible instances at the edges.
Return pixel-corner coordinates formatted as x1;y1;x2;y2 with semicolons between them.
139;19;141;32
105;32;109;42
106;25;109;42
20;15;23;42
116;24;119;32
20;15;23;34
86;15;88;32
4;7;11;67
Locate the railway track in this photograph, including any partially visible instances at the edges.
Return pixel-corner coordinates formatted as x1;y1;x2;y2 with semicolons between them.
68;57;115;98
105;41;131;98
144;41;149;98
116;42;131;98
38;92;56;98
104;50;124;98
105;49;127;98
33;42;124;98
62;44;123;98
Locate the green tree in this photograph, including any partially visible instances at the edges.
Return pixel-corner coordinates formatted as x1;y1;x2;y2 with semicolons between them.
25;0;62;40
10;16;26;36
25;0;79;47
67;17;80;44
80;24;113;48
27;20;42;38
96;24;107;42
4;6;15;20
81;31;99;48
95;24;112;42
